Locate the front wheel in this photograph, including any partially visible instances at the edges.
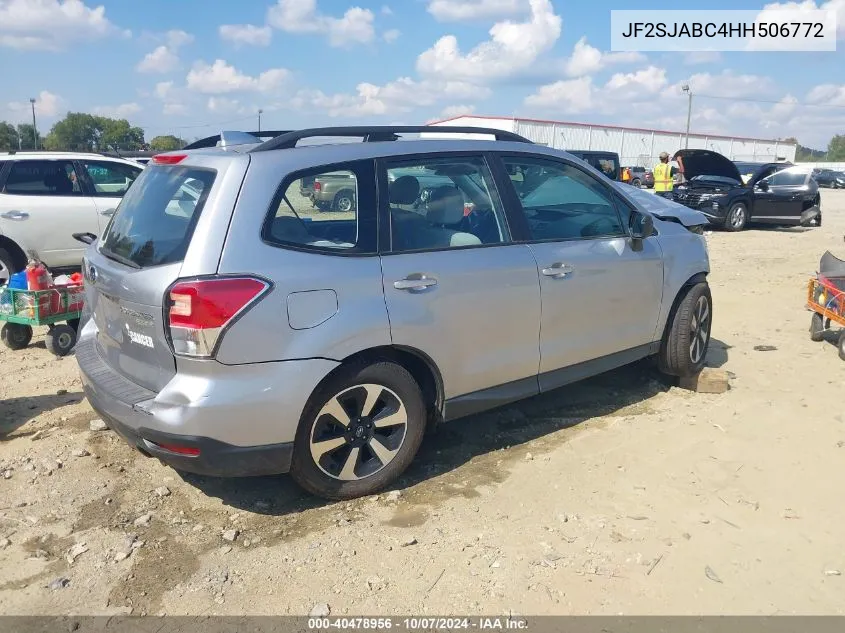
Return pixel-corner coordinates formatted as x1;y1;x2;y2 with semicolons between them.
659;282;713;377
45;324;77;357
631;178;642;188
290;361;426;500
725;203;747;232
838;330;845;361
810;312;824;342
1;323;32;350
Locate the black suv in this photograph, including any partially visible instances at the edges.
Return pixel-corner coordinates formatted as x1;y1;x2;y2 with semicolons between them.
671;150;820;231
567;150;620;181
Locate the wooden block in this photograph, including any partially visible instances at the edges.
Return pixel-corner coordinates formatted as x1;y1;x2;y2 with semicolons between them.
678;368;730;394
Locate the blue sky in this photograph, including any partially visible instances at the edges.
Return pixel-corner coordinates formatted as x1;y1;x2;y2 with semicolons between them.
0;0;843;147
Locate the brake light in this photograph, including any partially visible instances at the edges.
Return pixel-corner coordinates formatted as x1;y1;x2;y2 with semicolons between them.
166;277;269;358
149;441;200;457
152;154;187;165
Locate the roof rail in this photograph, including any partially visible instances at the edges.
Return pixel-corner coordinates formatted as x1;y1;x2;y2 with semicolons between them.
182;130;292;150
250;125;532;153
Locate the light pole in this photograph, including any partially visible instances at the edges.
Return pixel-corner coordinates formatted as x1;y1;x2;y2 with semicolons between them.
258;108;263;132
29;98;38;150
681;84;692;149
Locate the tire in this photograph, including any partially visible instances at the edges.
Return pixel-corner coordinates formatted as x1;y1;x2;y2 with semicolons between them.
0;247;20;286
1;323;32;350
724;203;747;232
838;330;845;361
333;189;356;213
45;324;77;357
290;361;427;500
659;282;713;377
631;179;641;188
810;312;824;342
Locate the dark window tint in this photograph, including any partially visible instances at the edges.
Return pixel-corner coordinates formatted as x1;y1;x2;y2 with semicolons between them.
504;157;625;241
765;169;807;187
263;160;376;254
4;160;82;196
100;165;215;268
82;160;142;197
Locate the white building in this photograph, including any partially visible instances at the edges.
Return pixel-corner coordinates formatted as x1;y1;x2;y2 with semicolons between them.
428;115;797;167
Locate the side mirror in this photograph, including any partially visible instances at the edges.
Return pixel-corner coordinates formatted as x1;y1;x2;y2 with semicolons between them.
756;181;769;191
631;212;654;240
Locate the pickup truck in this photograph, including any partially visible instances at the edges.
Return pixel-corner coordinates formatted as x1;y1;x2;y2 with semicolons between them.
299;172;357;212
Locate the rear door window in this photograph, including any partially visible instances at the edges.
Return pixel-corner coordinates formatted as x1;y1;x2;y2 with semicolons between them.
3;160;83;196
99;165;215;268
81;160;142;197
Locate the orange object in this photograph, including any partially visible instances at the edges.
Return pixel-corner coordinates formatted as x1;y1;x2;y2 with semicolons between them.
25;261;51;291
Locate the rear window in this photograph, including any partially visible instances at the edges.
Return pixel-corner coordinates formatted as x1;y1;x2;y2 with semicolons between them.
99;165;216;268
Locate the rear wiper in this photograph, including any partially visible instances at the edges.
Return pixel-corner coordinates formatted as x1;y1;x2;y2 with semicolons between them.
99;248;141;269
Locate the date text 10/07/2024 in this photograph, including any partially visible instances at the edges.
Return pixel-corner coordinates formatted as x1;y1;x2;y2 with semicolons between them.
307;617;530;631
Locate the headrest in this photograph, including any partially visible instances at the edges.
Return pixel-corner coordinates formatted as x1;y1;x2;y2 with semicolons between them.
426;186;464;226
389;175;420;205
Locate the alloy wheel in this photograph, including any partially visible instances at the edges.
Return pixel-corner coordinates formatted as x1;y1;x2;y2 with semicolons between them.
689;295;711;365
336;195;354;213
730;205;746;229
0;260;9;285
309;383;408;481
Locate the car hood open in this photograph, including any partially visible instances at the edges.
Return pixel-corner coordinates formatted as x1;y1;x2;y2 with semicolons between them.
673;149;743;183
615;183;708;227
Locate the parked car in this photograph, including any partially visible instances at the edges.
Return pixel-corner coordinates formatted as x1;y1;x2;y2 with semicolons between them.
567;150;621;181
812;168;845;188
734;161;791;185
671;150;820;231
623;166;654;189
76;126;711;500
308;171;358;212
0;152;143;283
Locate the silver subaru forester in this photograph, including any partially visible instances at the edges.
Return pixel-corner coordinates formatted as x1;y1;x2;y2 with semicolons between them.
76;126;712;500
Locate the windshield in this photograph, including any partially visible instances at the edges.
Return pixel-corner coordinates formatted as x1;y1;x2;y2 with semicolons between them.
99;165;216;268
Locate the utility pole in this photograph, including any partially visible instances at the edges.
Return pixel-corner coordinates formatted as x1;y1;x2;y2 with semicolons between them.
29;98;38;150
681;84;692;149
258;109;263;132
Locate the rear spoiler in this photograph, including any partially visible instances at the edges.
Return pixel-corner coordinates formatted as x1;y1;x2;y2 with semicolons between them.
183;130;292;150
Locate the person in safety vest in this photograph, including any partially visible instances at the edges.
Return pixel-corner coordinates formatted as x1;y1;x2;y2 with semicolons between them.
621;167;631;184
653;151;678;198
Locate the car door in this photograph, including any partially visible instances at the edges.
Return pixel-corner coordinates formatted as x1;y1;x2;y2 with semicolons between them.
495;154;664;392
76;159;143;233
753;169;804;223
378;153;542;413
0;159;98;268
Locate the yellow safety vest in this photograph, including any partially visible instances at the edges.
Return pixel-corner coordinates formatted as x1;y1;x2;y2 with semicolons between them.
654;162;673;192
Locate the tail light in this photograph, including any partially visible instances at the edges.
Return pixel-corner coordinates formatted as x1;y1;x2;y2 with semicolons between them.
152;154;187;165
313;180;322;192
166;277;270;358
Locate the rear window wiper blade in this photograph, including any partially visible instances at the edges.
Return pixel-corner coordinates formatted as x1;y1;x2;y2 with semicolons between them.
99;248;141;269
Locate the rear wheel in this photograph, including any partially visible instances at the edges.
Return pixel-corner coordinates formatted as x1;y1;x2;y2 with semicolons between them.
0;247;20;286
659;282;712;377
290;361;426;500
810;312;824;342
631;178;642;188
45;324;77;357
725;203;747;232
838;330;845;361
333;189;356;213
1;323;32;350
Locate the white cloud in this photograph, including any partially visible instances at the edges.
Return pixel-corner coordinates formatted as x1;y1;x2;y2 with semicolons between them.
154;81;173;100
426;0;525;21
807;83;845;106
219;23;272;47
292;77;490;117
207;97;242;115
7;90;62;117
163;103;188;116
136;29;194;74
137;45;180;73
0;0;127;50
383;28;400;43
683;51;722;65
417;0;561;81
440;104;476;119
92;102;142;119
756;0;845;38
267;0;375;47
524;76;595;112
605;66;668;99
186;59;289;94
564;37;645;77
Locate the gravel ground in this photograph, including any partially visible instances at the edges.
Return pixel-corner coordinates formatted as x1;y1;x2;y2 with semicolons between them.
1;190;844;616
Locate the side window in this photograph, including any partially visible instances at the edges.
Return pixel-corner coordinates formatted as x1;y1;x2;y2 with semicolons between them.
504;157;625;241
263;161;374;253
765;169;804;187
384;155;508;253
82;161;142;197
3;160;82;196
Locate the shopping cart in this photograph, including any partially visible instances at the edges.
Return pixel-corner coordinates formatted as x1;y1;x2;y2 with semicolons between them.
0;285;84;356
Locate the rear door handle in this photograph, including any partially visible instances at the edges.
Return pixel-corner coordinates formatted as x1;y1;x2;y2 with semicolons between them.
100;208;116;217
394;275;438;291
541;263;573;278
1;211;29;221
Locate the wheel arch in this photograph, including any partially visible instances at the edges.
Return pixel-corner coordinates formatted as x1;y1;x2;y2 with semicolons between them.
659;272;709;343
0;235;27;271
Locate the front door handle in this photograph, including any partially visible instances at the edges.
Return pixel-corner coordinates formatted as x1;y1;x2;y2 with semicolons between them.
394;275;438;291
0;211;29;221
541;263;573;278
100;208;116;217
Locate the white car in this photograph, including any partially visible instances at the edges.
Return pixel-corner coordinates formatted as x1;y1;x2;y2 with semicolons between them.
0;152;143;282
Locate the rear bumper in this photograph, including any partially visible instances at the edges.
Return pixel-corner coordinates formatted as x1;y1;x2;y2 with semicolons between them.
76;326;339;477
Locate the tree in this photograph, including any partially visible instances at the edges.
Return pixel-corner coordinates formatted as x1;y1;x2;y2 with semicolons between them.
44;112;146;152
0;121;19;151
828;134;845;162
96;117;145;151
17;124;41;150
149;135;185;151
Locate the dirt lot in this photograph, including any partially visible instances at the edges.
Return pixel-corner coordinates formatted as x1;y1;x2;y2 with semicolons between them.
1;190;844;616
